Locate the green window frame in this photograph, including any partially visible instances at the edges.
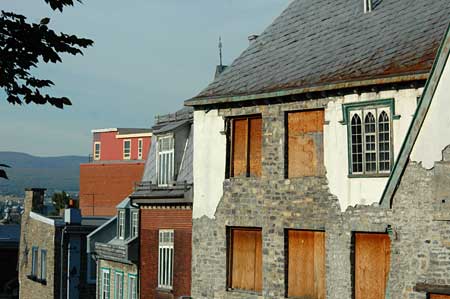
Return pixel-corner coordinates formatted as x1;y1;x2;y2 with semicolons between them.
101;268;111;299
341;99;399;177
114;270;124;299
128;274;138;299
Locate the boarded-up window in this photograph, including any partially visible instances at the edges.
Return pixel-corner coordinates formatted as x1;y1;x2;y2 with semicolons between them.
287;230;325;298
228;228;262;292
230;116;262;177
430;295;450;299
354;233;391;299
287;110;324;178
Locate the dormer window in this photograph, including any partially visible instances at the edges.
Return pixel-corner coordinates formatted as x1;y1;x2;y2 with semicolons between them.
157;135;174;186
118;210;125;240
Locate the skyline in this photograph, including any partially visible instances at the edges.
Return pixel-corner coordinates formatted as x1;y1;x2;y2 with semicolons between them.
0;0;289;157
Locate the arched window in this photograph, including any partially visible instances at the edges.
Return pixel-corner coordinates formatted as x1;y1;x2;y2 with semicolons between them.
346;104;393;176
378;111;390;172
351;114;363;173
364;112;376;173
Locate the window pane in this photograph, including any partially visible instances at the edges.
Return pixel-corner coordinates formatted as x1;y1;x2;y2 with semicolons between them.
364;112;377;173
378;111;391;172
351;114;363;173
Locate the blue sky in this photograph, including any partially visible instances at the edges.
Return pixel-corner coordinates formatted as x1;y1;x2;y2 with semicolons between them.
0;0;289;157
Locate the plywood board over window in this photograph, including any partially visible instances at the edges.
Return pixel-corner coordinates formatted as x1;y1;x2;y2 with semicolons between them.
430;295;450;299
287;110;324;178
354;233;391;299
230;116;262;178
228;228;262;293
287;230;325;299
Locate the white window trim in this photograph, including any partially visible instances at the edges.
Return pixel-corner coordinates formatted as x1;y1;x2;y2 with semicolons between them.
349;106;393;176
101;268;111;299
128;275;138;299
114;271;124;299
158;229;174;289
118;210;125;240
131;211;138;238
94;142;101;160
156;135;175;187
137;138;143;160
123;139;131;160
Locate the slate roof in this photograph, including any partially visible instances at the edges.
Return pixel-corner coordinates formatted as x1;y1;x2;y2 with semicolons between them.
186;0;450;105
0;225;20;248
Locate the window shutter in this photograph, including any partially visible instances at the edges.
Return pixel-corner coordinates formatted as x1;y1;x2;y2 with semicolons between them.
287;110;324;177
355;233;391;299
230;229;262;292
232;119;248;177
248;117;262;177
288;230;325;298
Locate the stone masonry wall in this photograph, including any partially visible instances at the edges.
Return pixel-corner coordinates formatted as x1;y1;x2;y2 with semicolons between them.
192;100;450;299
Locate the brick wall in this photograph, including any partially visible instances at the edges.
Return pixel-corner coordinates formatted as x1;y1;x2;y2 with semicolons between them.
140;208;192;299
79;163;144;216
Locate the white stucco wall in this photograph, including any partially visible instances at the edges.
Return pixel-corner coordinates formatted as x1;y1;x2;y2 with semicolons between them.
193;109;226;219
325;89;420;210
411;58;450;168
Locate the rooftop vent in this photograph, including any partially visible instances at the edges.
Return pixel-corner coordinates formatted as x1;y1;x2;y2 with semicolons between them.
248;34;259;44
364;0;372;13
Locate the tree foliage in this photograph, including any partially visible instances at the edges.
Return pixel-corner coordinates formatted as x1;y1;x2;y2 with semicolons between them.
0;0;93;109
51;190;73;215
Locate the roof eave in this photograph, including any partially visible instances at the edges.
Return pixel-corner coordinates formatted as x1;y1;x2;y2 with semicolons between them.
185;73;429;107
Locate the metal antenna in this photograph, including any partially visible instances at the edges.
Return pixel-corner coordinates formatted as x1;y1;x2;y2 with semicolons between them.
219;36;223;67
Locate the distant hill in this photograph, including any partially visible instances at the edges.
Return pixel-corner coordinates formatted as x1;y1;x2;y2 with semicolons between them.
0;152;87;197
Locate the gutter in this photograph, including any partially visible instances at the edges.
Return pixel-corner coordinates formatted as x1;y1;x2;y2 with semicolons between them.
185;73;428;106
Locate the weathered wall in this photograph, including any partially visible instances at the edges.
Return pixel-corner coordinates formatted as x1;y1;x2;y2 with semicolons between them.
79;162;144;216
411;56;450;169
191;89;450;299
98;259;138;299
193;89;420;220
193;109;226;218
19;214;59;299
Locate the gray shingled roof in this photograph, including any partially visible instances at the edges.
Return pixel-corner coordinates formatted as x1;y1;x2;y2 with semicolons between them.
187;0;450;105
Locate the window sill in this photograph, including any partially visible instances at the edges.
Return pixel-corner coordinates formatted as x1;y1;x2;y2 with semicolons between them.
348;173;390;178
227;288;262;296
156;287;173;293
27;275;47;285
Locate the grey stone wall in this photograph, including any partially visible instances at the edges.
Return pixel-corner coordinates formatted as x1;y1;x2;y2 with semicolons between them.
191;100;450;299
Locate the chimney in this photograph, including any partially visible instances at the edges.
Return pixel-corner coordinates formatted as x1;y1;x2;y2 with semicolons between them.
364;0;372;13
248;34;259;44
24;188;46;215
215;65;228;78
64;199;81;225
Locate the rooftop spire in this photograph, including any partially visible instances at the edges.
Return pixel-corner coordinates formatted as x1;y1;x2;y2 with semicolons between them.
219;36;223;67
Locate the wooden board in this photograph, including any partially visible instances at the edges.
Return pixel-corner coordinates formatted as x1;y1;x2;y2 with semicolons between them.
231;229;263;292
232;119;248;177
288;230;325;299
430;295;450;299
355;233;391;299
287;110;324;178
249;117;262;177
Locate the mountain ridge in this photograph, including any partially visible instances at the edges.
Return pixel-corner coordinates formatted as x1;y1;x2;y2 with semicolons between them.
0;151;86;196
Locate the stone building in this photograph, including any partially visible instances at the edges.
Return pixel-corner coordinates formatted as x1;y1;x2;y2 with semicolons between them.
130;107;193;299
185;0;450;298
87;197;139;299
18;189;109;299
